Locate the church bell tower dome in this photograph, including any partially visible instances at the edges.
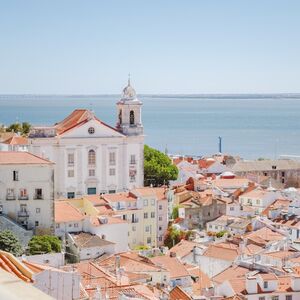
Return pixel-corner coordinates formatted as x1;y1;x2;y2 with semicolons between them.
116;76;143;136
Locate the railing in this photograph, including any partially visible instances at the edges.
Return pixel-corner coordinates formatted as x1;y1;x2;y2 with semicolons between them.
6;195;16;200
18;195;29;200
18;211;29;217
34;195;43;200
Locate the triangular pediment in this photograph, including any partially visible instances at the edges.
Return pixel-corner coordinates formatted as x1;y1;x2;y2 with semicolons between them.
60;119;124;138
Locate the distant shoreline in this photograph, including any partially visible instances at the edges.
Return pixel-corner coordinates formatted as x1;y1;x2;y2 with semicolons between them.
0;93;300;100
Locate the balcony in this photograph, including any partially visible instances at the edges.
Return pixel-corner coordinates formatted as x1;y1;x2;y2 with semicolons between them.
18;211;29;218
18;195;29;200
34;195;43;200
6;194;16;200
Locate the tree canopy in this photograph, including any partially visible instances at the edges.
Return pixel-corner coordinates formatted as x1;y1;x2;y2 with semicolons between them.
28;235;61;255
6;122;31;136
0;230;23;256
144;145;178;186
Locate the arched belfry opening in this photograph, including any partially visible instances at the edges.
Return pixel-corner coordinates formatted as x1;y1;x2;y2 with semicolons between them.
130;110;135;125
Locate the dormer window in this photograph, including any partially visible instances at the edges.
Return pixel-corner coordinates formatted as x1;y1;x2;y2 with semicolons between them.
264;281;268;288
88;127;95;134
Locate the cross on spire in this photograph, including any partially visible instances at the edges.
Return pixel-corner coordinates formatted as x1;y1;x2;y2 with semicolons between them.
128;73;131;86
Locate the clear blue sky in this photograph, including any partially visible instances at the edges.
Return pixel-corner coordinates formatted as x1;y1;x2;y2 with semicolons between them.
0;0;299;94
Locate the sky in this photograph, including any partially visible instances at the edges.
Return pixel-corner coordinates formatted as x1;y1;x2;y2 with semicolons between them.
0;0;300;94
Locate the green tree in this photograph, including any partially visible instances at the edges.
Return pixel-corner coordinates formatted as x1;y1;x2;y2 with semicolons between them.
6;122;31;136
28;235;61;255
144;145;178;186
172;205;179;219
0;230;23;256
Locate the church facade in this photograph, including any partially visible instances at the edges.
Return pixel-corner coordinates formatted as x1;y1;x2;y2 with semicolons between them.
28;80;144;198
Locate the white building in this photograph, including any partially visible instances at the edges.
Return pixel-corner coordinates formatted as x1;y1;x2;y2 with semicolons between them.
28;80;144;198
0;152;55;234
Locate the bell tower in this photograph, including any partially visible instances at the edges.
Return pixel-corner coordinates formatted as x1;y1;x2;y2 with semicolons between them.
116;76;143;136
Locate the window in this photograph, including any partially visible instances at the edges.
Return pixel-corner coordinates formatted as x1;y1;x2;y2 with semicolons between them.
282;178;285;184
13;170;19;181
159;236;163;241
159;205;162;210
132;225;136;231
256;199;260;205
109;168;116;176
159;226;162;231
130;175;136;182
147;237;151;244
36;208;41;213
74;223;78;228
272;165;277;170
34;189;43;199
89;169;95;177
264;281;268;288
151;212;155;218
68;153;74;165
259;297;265;300
35;221;39;227
144;212;148;219
282;171;285;177
286;296;292;300
88;127;95;134
159;216;162;221
56;223;60;229
118;109;122;124
69;224;72;227
130;155;136;164
88;149;96;165
109;190;116;194
151;199;155;206
230;207;234;211
144;199;148;206
122;215;127;221
19;188;28;200
67;192;75;199
264;172;268;176
145;226;150;232
130;110;135;125
109;152;116;166
271;297;279;300
68;170;74;177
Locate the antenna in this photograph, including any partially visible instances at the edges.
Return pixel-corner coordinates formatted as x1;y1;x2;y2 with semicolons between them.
218;136;222;153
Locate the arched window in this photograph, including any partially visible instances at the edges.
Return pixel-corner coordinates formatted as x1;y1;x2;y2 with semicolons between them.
88;149;96;165
130;110;135;125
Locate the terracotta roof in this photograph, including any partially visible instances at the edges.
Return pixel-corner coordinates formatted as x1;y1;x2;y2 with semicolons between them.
244;227;285;245
213;265;251;284
150;256;190;279
131;187;167;200
2;136;28;145
169;240;202;259
169;286;192;300
0;132;15;142
273;217;300;229
102;192;137;203
0;151;53;165
54;109;121;135
89;215;127;226
203;243;240;261
0;252;33;283
55;201;85;223
71;232;114;248
261;199;290;216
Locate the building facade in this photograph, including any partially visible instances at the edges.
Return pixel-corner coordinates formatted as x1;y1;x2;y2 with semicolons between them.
0;152;55;234
28;80;144;198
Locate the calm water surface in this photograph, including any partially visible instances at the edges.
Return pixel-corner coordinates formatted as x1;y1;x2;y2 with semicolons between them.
0;95;300;159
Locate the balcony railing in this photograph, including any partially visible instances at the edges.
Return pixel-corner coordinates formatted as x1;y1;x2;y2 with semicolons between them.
18;195;29;200
6;195;16;200
18;211;29;217
34;195;43;200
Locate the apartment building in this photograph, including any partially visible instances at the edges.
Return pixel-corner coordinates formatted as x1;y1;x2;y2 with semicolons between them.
0;152;55;234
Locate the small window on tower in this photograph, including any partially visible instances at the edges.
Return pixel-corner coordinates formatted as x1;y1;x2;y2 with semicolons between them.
130;110;135;125
119;110;122;124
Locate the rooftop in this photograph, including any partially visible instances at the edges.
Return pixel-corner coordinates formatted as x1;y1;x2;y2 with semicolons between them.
0;151;53;165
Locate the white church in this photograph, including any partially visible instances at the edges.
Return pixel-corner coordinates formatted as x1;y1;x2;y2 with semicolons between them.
28;80;144;198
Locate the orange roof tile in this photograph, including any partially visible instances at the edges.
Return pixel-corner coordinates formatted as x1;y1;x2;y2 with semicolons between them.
169;286;192;300
150;256;189;279
55;201;85;223
0;151;53;165
2;136;28;145
213;265;251;284
102;192;137;203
